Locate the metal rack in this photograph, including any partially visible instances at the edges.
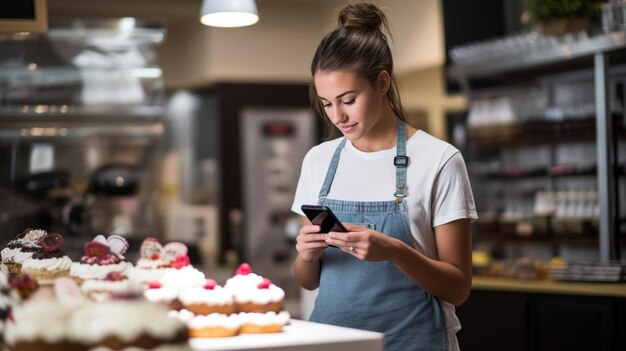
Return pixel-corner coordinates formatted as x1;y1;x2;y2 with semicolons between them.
450;30;626;261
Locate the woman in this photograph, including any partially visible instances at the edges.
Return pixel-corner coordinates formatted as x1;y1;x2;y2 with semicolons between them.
291;2;477;351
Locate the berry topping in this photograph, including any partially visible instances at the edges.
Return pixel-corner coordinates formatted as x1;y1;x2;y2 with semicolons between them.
172;255;190;269
151;253;160;260
105;272;124;281
40;233;64;252
84;241;110;258
10;273;38;299
140;237;163;260
107;235;129;255
148;281;162;289
162;242;188;263
235;263;252;275
204;279;218;290
258;278;272;289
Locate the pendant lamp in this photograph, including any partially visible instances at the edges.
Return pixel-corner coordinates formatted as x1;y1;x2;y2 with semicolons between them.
199;0;259;28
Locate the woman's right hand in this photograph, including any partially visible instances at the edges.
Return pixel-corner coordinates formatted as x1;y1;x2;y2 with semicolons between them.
295;224;329;262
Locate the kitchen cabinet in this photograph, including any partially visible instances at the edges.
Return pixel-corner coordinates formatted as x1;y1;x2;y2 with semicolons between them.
456;286;626;351
448;30;626;262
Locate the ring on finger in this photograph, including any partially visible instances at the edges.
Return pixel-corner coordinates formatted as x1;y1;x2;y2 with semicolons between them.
349;246;357;254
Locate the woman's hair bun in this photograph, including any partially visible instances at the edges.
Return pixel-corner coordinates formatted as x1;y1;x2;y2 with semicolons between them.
338;2;387;32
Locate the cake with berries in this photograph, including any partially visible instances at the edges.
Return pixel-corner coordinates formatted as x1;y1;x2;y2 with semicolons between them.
9;273;39;300
69;235;132;284
178;279;235;316
20;233;72;284
1;228;46;275
224;263;285;313
129;237;190;285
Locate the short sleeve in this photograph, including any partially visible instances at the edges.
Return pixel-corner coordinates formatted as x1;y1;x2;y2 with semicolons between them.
291;150;316;217
431;151;478;227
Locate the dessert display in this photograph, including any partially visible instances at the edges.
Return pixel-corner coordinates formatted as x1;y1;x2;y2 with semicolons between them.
1;228;46;275
69;235;133;283
20;232;72;284
129;237;190;285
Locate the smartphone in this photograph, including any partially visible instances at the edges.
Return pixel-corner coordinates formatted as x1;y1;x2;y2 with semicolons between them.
301;205;347;233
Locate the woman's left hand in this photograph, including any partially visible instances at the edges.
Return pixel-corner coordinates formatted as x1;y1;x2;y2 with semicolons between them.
325;223;402;261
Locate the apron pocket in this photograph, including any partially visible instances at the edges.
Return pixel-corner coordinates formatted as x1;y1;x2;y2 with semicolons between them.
350;223;376;230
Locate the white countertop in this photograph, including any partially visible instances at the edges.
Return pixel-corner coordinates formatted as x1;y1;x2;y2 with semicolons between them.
190;319;384;351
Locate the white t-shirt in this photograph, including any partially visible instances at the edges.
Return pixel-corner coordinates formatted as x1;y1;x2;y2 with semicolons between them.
291;129;478;342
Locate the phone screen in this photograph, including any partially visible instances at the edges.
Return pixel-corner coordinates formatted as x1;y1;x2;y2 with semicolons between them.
301;205;347;233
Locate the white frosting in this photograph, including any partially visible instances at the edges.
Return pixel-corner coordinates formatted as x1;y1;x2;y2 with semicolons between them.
224;273;264;293
187;313;240;330
128;266;173;284
178;287;233;306
238;311;291;326
169;309;195;323
144;287;179;303
232;284;285;305
70;300;185;343
21;255;72;271
69;261;133;280
0;264;8;275
160;266;205;290
1;248;34;264
22;229;46;243
4;299;80;344
0;271;20;333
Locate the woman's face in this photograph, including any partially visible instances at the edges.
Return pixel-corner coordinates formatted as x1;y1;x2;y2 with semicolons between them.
314;69;388;145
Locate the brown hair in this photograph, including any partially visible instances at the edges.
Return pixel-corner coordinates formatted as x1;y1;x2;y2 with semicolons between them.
309;2;407;138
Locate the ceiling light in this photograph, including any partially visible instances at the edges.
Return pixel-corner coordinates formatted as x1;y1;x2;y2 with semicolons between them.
200;0;259;28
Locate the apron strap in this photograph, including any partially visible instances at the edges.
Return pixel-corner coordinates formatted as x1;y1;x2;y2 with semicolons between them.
394;120;409;203
318;138;347;199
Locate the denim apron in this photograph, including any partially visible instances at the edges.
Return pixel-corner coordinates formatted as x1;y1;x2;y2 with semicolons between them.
309;121;447;351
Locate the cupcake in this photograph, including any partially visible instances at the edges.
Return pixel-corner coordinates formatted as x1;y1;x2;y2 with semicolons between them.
144;266;206;311
69;235;133;284
129;238;189;285
20;233;72;284
238;311;291;334
224;263;284;313
1;228;45;274
9;273;39;300
186;313;241;338
178;279;235;316
70;299;190;350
